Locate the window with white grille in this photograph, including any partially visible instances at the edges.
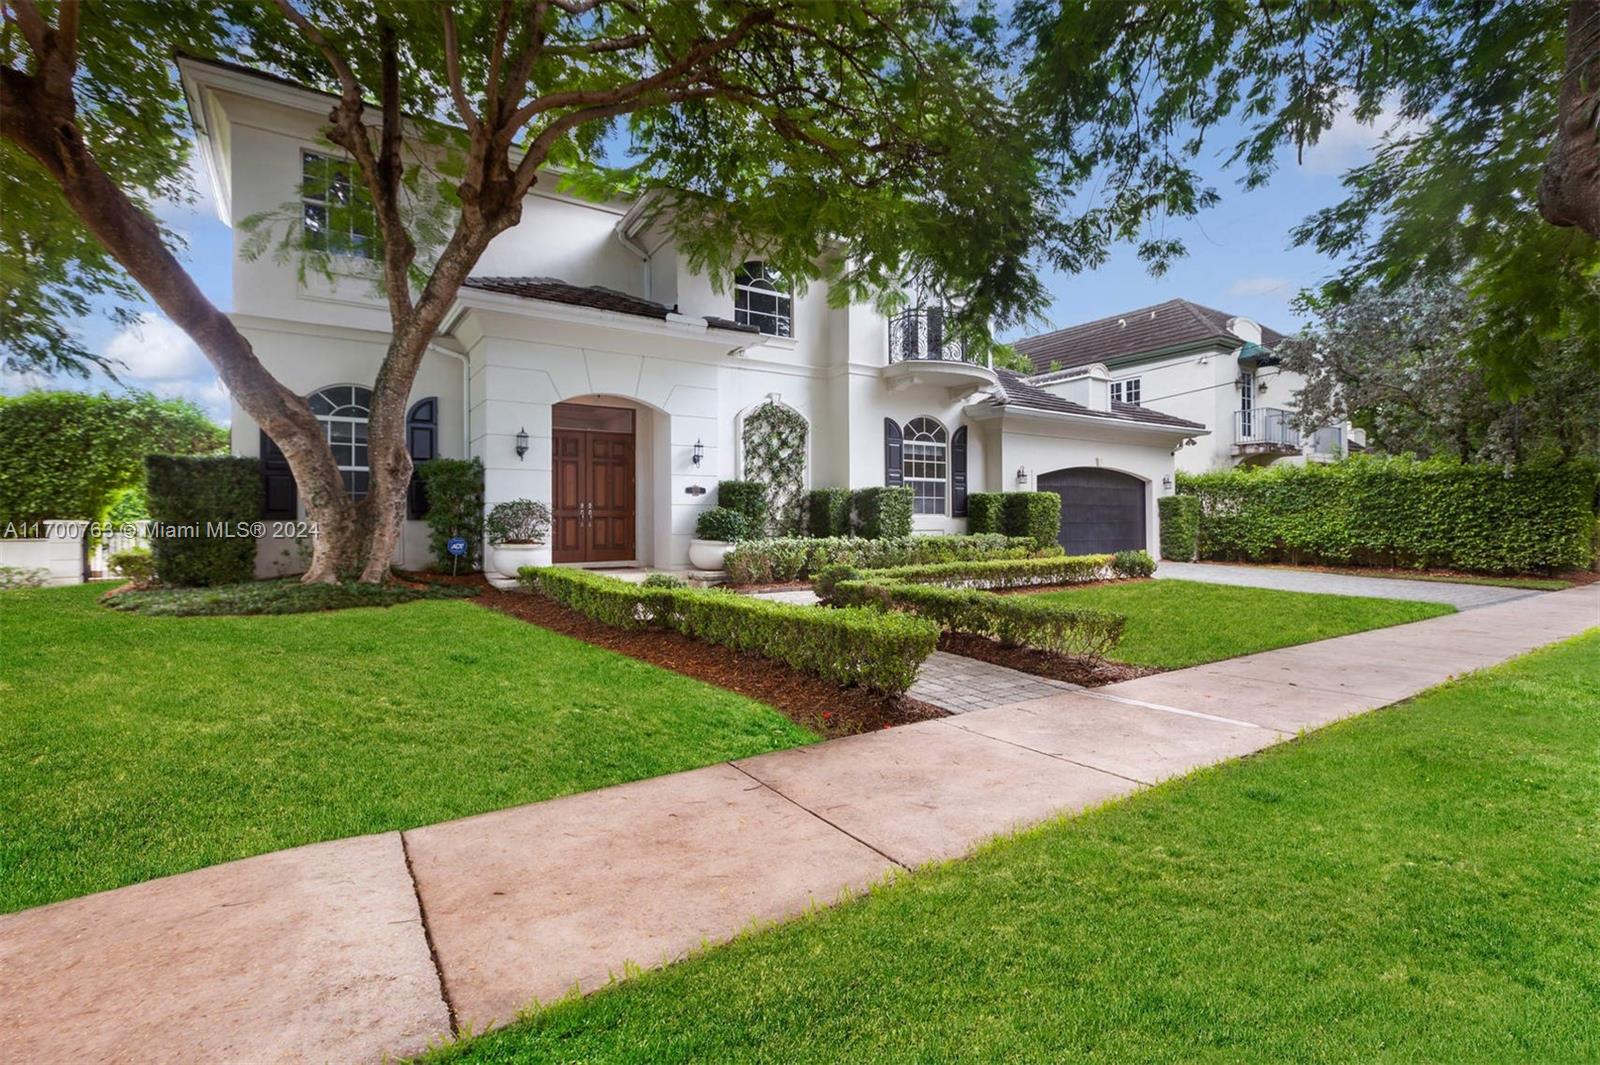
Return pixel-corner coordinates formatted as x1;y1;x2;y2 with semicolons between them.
903;417;948;515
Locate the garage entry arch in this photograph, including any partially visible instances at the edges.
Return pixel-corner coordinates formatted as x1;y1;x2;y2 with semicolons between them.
1036;467;1147;554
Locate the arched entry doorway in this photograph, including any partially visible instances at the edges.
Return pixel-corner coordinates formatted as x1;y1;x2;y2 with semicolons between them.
551;401;636;563
1036;467;1147;554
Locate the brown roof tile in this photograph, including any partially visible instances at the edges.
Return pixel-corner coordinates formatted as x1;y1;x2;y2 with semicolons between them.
463;276;669;319
982;369;1207;431
1014;299;1286;374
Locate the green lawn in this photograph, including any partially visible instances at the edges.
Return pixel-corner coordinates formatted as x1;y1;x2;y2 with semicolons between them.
434;632;1600;1063
1030;579;1455;668
0;584;814;913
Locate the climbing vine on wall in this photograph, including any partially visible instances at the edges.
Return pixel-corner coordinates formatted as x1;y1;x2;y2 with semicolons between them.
741;400;809;535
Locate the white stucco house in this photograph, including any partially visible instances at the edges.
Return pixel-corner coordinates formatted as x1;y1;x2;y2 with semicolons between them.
1015;300;1360;475
179;56;1208;574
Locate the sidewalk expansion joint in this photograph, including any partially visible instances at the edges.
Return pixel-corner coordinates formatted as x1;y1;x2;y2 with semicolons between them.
727;761;910;871
400;830;459;1036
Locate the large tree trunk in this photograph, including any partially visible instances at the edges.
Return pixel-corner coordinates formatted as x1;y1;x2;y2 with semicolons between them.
1539;0;1600;237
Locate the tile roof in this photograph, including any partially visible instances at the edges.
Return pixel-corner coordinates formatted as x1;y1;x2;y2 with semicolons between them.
1013;298;1287;375
982;369;1207;431
462;276;757;333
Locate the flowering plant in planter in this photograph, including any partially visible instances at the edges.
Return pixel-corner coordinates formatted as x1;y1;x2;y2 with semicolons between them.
486;499;552;545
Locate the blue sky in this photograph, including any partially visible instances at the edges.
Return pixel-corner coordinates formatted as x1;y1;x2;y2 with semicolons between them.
9;97;1400;426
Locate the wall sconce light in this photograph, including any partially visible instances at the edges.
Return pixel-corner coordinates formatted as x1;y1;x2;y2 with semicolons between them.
514;427;529;460
691;439;704;466
1015;465;1027;486
1162;475;1174;491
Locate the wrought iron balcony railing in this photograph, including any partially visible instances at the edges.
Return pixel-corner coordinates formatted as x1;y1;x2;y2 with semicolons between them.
887;307;986;366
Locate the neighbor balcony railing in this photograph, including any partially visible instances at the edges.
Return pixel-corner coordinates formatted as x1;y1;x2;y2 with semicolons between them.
887;307;987;366
1235;407;1346;457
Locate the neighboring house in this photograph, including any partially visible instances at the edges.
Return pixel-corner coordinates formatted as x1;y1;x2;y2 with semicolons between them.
179;56;1205;573
1015;299;1359;475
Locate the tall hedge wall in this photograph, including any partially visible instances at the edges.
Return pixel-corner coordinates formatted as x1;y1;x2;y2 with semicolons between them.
1180;457;1597;574
1158;495;1199;561
966;492;1004;534
852;486;913;539
144;455;260;586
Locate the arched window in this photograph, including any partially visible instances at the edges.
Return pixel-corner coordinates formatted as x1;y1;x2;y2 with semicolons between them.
903;416;948;515
733;261;793;337
308;385;371;500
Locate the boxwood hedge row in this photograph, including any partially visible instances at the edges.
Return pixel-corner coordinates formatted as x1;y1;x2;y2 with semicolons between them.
812;553;1118;600
724;533;1049;585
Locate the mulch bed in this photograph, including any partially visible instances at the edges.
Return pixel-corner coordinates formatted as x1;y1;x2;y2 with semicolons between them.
991;577;1151;595
472;584;947;738
938;632;1160;686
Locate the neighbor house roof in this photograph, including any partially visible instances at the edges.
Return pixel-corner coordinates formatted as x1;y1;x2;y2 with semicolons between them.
978;369;1207;431
461;276;759;332
1013;299;1287;374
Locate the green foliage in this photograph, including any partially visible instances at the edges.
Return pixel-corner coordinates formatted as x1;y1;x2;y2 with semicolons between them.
485;499;551;546
740;403;808;535
523;567;938;695
805;488;853;537
833;578;1125;660
696;507;748;542
102;576;475;616
1179;457;1598;573
725;534;1047;585
1158;495;1199;562
641;572;687;589
1111;549;1156;578
716;481;768;536
1003;491;1062;549
415;459;484;570
852;486;913;539
107;547;156;583
966;492;1005;534
143;456;259;587
0;391;225;528
0;566;48;590
816;555;1117;601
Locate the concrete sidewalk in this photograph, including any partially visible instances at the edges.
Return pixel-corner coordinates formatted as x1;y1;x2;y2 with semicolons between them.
1154;560;1544;609
3;586;1594;1063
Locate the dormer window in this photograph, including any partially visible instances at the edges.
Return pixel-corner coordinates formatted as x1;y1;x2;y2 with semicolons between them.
733;261;792;337
1111;377;1141;404
301;151;377;259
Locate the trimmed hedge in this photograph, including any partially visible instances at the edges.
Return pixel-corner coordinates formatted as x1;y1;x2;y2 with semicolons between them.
853;486;913;539
522;567;938;694
725;533;1050;585
144;455;260;587
806;488;853;537
416;458;484;570
716;480;768;535
814;554;1116;600
833;579;1125;660
1004;491;1062;549
966;492;1005;534
1158;495;1199;562
1112;549;1157;577
696;506;747;541
1181;457;1598;573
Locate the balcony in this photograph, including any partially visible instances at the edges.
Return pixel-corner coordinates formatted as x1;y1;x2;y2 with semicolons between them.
883;307;996;397
1234;408;1346;460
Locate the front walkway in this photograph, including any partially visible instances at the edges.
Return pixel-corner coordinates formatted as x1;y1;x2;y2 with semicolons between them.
909;650;1078;713
3;587;1594;1064
1154;560;1542;609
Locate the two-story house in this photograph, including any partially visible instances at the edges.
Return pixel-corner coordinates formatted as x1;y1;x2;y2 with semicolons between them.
178;56;1206;574
1015;299;1357;474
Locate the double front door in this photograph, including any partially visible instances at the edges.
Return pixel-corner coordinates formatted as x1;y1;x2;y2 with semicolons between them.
552;407;636;563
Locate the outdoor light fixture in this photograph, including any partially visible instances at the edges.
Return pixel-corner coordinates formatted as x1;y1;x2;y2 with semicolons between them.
514;427;529;460
1016;465;1027;486
692;439;704;466
1162;475;1174;491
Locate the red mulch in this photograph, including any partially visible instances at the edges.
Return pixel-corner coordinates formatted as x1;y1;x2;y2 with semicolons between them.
472;585;947;738
938;632;1160;686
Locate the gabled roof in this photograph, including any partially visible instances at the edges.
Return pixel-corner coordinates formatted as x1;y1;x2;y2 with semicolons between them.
979;369;1207;431
1013;299;1287;375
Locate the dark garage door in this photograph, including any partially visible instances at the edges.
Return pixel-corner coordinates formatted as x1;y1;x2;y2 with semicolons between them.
1036;467;1147;554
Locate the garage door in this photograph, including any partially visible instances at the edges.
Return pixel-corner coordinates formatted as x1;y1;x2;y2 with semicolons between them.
1036;467;1146;554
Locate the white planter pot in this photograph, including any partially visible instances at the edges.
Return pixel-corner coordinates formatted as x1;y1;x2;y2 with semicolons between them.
493;543;552;579
687;538;732;571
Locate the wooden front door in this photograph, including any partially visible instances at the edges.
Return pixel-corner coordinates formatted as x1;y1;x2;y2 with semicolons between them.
552;405;636;564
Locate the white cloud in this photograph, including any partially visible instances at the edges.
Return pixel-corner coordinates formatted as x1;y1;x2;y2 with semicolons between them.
1300;96;1430;175
105;312;209;381
1227;276;1290;298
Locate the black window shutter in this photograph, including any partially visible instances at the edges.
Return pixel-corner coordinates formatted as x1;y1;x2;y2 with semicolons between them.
884;418;903;487
260;429;297;519
406;397;438;520
951;425;968;516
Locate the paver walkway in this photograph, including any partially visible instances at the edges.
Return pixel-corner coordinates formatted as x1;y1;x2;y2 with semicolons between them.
1154;560;1542;609
909;650;1078;713
3;586;1594;1064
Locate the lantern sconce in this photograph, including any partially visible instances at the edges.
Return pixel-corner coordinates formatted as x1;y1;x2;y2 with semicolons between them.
1162;474;1173;492
514;427;529;460
691;439;704;467
1015;465;1028;486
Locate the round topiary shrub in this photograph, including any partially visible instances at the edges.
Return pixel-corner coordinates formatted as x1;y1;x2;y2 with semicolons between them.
485;499;551;545
696;506;747;542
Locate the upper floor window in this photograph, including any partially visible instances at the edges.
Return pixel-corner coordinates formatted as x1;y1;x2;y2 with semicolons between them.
903;416;948;515
734;261;793;337
308;385;371;500
1111;377;1141;405
302;151;378;259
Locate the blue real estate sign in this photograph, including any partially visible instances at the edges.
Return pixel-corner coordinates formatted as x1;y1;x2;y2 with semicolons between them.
446;537;467;557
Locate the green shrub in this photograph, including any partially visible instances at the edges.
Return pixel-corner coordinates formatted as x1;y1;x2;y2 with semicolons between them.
1003;491;1062;549
725;534;1047;584
1158;495;1200;561
716;480;768;535
641;572;687;588
1180;457;1598;573
696;506;747;542
833;579;1125;660
852;486;913;539
806;488;852;537
0;565;48;590
485;499;551;545
1112;549;1157;578
102;577;475;617
416;458;484;570
817;555;1115;600
108;546;156;583
522;567;938;694
966;492;1005;534
144;455;259;587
